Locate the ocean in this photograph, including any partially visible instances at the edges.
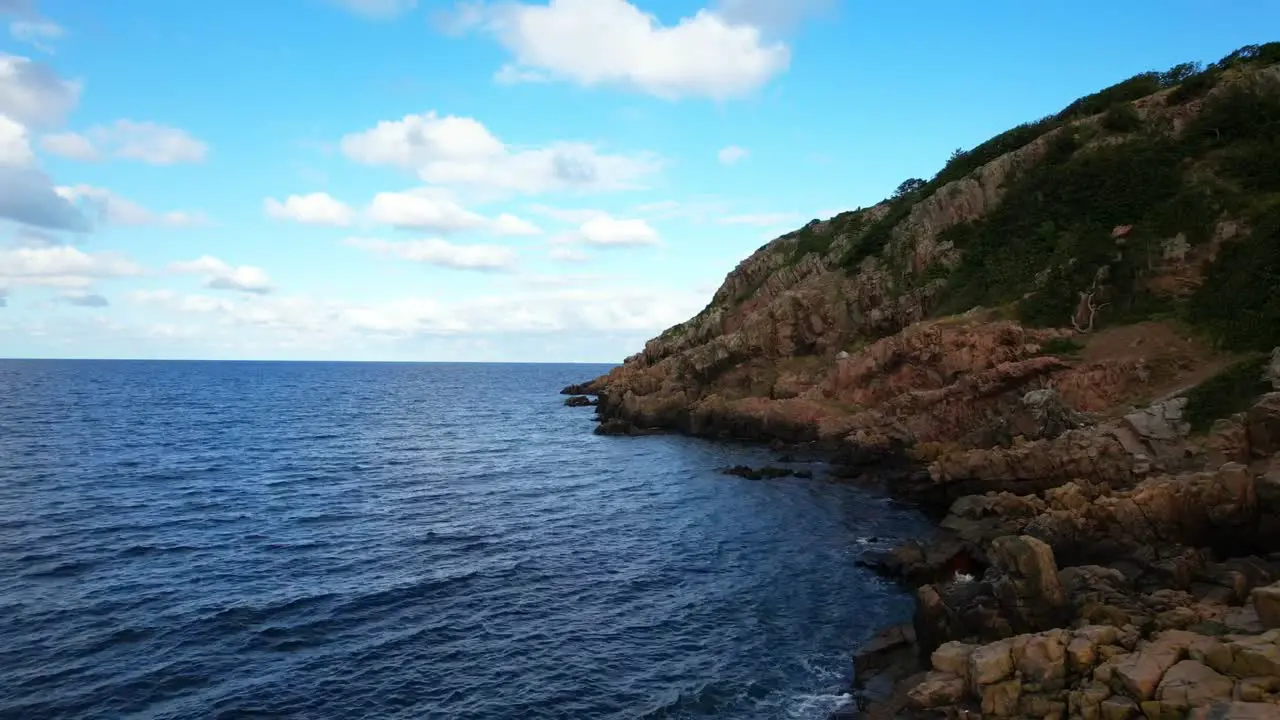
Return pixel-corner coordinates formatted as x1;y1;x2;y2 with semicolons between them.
0;360;930;719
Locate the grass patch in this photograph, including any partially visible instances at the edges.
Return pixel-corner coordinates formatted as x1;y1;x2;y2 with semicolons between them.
1183;355;1272;432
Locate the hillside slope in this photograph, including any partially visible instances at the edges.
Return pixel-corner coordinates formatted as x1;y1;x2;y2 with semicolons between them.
574;44;1280;488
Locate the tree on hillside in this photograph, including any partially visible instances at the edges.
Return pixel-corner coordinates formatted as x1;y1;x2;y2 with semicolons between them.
892;178;926;199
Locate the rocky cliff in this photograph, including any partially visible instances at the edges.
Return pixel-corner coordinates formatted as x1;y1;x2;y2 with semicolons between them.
563;43;1280;719
568;46;1280;479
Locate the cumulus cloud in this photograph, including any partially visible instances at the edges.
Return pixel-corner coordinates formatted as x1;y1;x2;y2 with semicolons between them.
9;225;60;247
0;165;92;231
717;145;747;165
339;111;659;196
330;0;418;19
130;282;706;341
457;0;789;100
489;212;541;236
0;111;34;164
41;120;208;164
264;192;354;227
365;188;486;232
170;256;273;294
345;236;517;271
364;187;542;236
36;129;92;159
0;244;141;287
560;215;660;247
0;52;79;128
56;185;209;227
61;292;108;307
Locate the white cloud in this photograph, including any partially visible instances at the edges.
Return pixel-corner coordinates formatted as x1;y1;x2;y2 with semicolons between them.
170;256;273;294
576;215;659;247
42;120;208;164
129;283;705;340
493;64;550;85
363;187;542;236
0;244;141;288
0;52;79;128
345;236;517;271
489;212;541;236
37;130;95;159
264;192;354;227
717;212;797;226
339;111;659;196
330;0;418;19
0;56;91;231
0;165;91;230
717;145;748;165
10;19;63;51
366;188;486;232
61;291;108;307
462;0;789;100
55;185;208;227
0;111;34;165
549;246;588;262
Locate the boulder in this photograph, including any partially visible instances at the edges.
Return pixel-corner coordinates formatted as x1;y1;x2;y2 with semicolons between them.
1252;582;1280;629
1208;416;1252;467
1155;659;1235;708
930;641;975;682
1190;701;1280;719
988;535;1067;632
564;395;596;407
905;671;965;709
969;637;1015;690
1268;347;1280;390
980;678;1021;717
1122;397;1191;442
1248;393;1280;458
1111;630;1200;700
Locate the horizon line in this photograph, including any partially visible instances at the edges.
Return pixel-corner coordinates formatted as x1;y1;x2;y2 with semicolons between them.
0;357;623;365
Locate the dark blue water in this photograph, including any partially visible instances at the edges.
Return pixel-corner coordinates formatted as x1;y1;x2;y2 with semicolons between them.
0;360;930;720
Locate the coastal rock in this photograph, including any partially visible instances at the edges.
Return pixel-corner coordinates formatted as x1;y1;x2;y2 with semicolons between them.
1252;583;1280;629
564;395;596;407
560;381;598;396
1248;393;1280;458
1209;416;1253;467
1122;397;1191;443
987;535;1068;633
906;670;965;709
1268;348;1280;391
1155;659;1235;708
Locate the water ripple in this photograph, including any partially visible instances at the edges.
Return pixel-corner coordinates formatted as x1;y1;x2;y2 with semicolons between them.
0;360;932;719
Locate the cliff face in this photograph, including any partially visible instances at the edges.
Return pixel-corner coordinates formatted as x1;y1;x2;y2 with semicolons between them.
580;50;1280;470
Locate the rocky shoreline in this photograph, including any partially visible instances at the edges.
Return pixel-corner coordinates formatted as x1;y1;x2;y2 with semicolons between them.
562;353;1280;718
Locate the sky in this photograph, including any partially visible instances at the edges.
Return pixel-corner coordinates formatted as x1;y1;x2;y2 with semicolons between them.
0;0;1275;362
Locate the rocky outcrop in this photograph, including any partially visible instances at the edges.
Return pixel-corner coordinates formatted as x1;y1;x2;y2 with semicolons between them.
908;624;1280;718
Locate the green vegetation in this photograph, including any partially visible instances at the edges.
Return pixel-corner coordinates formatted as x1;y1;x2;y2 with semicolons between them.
758;42;1280;347
1183;355;1272;433
1101;103;1143;133
1038;337;1085;358
1188;205;1280;351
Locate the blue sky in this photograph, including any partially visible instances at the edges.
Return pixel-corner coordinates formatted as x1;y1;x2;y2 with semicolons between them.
0;0;1275;362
